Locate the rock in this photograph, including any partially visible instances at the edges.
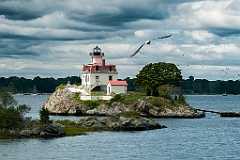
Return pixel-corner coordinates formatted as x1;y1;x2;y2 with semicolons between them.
87;102;133;116
133;100;161;117
19;125;66;138
30;127;42;135
102;116;122;129
102;115;164;131
76;115;164;131
133;100;205;118
19;129;31;138
43;87;89;115
41;125;66;138
77;117;103;128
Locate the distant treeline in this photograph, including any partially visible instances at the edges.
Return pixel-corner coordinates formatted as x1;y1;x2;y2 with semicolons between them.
181;77;240;95
127;77;240;95
0;76;81;93
0;76;240;94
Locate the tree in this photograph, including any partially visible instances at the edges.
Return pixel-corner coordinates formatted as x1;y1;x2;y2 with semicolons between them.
157;84;180;99
134;62;182;96
0;92;31;129
0;92;17;108
39;108;50;124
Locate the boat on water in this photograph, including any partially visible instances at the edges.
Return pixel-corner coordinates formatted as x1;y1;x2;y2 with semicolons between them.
223;92;227;96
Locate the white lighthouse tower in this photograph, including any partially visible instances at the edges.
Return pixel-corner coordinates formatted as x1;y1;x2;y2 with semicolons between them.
81;46;118;92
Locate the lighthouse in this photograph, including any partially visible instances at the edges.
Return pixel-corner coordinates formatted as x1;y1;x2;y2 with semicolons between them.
81;46;118;92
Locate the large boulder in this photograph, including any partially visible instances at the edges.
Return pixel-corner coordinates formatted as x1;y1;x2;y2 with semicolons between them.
102;115;166;131
19;125;66;138
133;100;161;117
40;125;66;138
77;117;104;128
43;87;89;115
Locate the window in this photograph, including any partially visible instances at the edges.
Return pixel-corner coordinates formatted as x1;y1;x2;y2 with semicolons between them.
96;66;99;72
96;76;99;82
109;76;112;80
109;66;112;72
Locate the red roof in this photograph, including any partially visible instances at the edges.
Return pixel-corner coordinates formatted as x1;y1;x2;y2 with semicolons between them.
108;80;128;86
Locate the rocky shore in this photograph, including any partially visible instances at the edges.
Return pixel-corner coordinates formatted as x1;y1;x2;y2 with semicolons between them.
14;114;166;138
43;87;205;118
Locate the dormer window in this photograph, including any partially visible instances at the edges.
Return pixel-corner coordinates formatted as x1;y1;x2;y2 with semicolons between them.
96;66;99;72
109;66;112;72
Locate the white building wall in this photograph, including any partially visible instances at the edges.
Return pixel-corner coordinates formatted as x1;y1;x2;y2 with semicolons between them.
107;84;127;95
82;72;118;91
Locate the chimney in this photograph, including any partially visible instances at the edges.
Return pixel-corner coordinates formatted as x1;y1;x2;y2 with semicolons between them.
102;59;105;71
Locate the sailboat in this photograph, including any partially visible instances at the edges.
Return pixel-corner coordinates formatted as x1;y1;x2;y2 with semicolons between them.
223;92;227;96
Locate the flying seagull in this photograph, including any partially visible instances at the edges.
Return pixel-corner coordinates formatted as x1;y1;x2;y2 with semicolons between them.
130;34;172;57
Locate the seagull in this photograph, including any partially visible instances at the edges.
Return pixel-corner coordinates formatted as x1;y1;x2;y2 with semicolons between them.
130;34;172;57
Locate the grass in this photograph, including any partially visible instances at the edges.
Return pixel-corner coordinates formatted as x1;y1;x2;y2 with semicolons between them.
72;92;102;109
120;91;146;105
0;129;20;139
56;84;65;90
90;91;106;96
61;127;98;136
118;111;140;119
55;119;76;126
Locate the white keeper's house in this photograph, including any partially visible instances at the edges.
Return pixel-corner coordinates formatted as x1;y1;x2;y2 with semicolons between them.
81;46;128;95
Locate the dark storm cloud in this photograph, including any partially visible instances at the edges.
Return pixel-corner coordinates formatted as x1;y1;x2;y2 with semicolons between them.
0;6;42;20
0;0;51;20
0;49;39;58
69;5;169;27
209;27;240;37
0;38;44;58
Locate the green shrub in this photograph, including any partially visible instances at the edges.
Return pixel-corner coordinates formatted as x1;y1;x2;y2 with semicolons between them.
73;92;81;103
110;94;125;104
177;94;188;105
57;84;65;90
0;92;31;129
39;108;50;124
151;98;162;107
73;92;100;109
84;100;100;109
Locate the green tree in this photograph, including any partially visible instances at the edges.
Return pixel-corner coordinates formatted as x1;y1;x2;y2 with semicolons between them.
134;62;182;96
0;92;17;108
39;108;50;124
0;92;31;129
158;84;179;99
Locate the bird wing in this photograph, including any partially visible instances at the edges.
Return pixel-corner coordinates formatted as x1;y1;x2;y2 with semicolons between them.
157;34;172;39
130;43;146;57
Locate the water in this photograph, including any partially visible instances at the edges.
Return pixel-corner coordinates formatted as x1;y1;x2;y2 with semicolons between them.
1;95;240;160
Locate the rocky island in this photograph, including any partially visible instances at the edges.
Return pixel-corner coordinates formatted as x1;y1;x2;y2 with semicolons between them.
0;87;205;139
43;85;204;118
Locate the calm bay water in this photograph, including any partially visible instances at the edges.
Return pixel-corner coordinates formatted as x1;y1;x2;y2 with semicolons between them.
1;95;240;160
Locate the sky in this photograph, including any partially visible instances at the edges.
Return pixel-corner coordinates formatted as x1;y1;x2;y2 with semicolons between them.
0;0;240;81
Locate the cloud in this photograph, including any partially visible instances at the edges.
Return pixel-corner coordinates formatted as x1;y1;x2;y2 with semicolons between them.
0;0;240;81
175;0;240;37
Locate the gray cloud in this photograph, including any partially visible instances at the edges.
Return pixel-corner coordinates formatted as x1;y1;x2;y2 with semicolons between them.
0;0;240;80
